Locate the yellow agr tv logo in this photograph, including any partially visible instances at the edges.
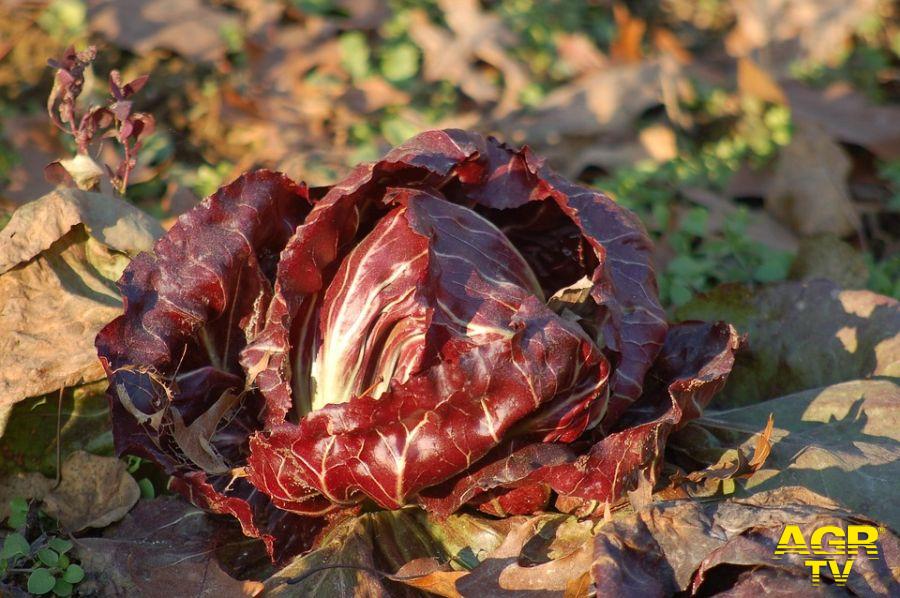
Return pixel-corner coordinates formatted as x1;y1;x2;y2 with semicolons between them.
774;524;880;585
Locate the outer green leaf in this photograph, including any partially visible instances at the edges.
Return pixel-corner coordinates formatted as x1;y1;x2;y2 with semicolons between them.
48;537;73;554
38;547;59;567
53;578;73;597
9;497;28;513
27;568;56;594
0;532;30;559
62;564;85;584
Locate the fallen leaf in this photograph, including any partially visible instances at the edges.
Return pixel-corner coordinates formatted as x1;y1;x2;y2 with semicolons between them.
591;487;900;595
0;189;162;409
737;57;787;105
677;280;900;406
77;497;263;596
89;0;239;65
726;0;878;68
502;60;662;143
784;80;900;160
394;559;465;598
496;60;664;176
42;451;140;531
408;0;527;115
0;187;162;273
171;389;242;474
766;122;860;237
610;3;646;63
448;515;595;595
679;378;900;532
554;33;606;77
664;414;774;498
564;572;592;598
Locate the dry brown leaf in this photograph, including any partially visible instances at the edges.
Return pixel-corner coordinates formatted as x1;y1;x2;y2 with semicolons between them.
766;122;860;237
554;33;606;77
42;451;140;532
171;389;242;474
785;81;900;159
497;60;664;176
663;413;774;499
748;413;775;470
0;190;162;409
591;486;900;595
393;559;466;598
0;187;162;273
639;124;678;162
340;77;410;114
89;0;238;64
409;0;527;115
726;0;878;68
652;29;692;65
610;3;646;63
455;515;596;594
564;572;592;598
737;57;787;105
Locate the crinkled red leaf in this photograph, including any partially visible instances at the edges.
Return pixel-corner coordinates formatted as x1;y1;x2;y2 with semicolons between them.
418;322;740;516
96;171;319;556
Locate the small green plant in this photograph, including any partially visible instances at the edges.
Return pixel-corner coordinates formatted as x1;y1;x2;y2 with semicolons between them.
1;501;86;596
124;454;157;499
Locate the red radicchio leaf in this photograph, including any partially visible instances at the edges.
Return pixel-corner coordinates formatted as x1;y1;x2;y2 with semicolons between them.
96;171;318;556
417;321;741;516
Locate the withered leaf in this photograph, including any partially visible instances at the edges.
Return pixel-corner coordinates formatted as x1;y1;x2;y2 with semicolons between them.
0;187;161;276
408;0;526;115
89;0;239;65
591;487;900;596
0;189;162;410
726;0;878;68
785;81;900;160
42;451;140;532
766;122;860;237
